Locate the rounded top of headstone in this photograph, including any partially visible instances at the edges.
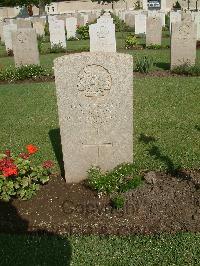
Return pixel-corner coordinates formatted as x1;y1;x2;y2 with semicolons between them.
54;52;133;67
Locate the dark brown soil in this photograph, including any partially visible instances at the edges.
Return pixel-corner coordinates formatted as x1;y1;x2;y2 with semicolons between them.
1;170;200;236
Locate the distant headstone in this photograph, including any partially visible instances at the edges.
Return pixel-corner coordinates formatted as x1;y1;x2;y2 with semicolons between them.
146;17;162;46
182;12;193;22
32;19;45;36
89;14;116;52
125;13;135;27
16;19;32;29
135;13;146;34
170;11;181;32
54;52;133;183
49;19;66;48
194;13;200;41
66;17;77;39
171;21;197;68
3;23;17;53
12;28;40;67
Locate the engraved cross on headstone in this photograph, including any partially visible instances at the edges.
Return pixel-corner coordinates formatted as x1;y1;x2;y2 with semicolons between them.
82;128;113;165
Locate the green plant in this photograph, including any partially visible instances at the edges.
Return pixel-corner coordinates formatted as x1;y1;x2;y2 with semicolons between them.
135;56;154;73
44;22;50;36
76;24;89;40
173;1;181;9
125;34;138;49
111;13;133;32
146;44;162;50
134;0;141;10
0;65;50;82
87;163;142;194
0;145;54;201
50;43;66;53
171;63;200;76
67;36;79;41
111;195;125;209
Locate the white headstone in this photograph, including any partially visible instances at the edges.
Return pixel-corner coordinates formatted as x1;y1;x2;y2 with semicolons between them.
66;17;77;39
170;12;182;32
89;14;116;52
135;13;147;34
3;23;17;53
49;19;66;48
54;52;133;183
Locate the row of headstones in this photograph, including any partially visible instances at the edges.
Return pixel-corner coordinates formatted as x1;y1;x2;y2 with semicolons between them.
0;12;198;69
123;10;200;41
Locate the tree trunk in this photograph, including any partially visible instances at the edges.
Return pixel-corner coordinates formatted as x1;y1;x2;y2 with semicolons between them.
27;5;33;16
39;1;46;16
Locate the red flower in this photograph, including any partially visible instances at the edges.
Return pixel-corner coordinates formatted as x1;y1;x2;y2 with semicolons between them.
26;144;38;154
42;160;54;169
0;157;14;171
5;150;11;157
3;166;18;177
19;152;30;160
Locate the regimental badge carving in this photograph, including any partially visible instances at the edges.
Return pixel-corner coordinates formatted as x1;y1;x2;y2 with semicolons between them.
17;32;26;44
77;64;112;98
97;25;109;39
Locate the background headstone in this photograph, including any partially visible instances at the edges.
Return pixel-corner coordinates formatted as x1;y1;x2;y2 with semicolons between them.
146;17;162;46
171;21;197;68
16;19;32;29
3;23;17;53
12;28;40;66
49;19;66;48
54;52;133;183
89;14;116;52
135;13;146;34
66;17;77;39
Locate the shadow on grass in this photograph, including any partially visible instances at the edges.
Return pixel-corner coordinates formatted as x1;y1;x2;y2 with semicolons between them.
49;128;65;178
138;133;189;179
0;201;72;266
154;62;170;70
195;125;200;131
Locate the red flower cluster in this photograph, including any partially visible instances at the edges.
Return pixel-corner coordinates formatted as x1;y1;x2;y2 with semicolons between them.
0;157;18;177
42;160;54;169
26;144;38;155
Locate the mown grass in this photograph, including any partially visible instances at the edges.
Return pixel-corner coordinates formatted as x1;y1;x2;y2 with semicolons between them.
0;77;199;172
1;233;200;265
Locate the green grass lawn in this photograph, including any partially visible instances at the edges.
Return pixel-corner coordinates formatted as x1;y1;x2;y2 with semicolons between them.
1;233;200;265
0;77;199;172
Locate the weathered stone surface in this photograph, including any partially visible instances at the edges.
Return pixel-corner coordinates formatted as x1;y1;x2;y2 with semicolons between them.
170;11;181;32
54;52;133;183
125;13;135;27
32;20;45;36
12;28;40;67
16;19;32;29
89;14;116;52
171;21;197;68
49;19;66;48
66;17;77;39
194;13;200;41
146;16;162;45
135;13;146;34
3;23;17;52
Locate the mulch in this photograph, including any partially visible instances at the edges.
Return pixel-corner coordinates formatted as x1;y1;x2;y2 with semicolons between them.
1;169;200;236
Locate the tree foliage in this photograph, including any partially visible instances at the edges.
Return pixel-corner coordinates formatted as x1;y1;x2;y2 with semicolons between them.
1;0;51;8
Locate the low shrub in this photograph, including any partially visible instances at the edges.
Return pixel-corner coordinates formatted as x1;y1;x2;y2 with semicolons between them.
111;195;125;209
0;145;54;201
76;24;89;40
50;43;66;53
171;63;200;76
111;13;133;32
0;65;50;82
87;163;142;210
44;22;50;36
125;34;139;49
7;49;14;56
135;56;154;73
67;36;79;41
87;163;142;194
